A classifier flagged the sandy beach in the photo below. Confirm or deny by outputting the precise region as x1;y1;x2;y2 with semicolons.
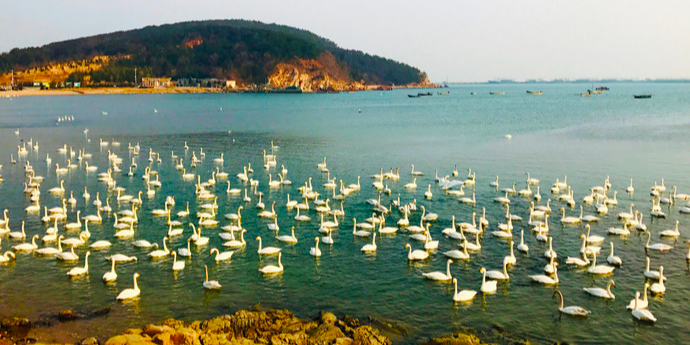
0;87;222;97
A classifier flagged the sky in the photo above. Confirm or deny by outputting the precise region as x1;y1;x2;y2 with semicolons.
1;0;688;82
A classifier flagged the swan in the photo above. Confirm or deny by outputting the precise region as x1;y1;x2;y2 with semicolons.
223;229;247;248
560;207;580;225
518;183;532;197
645;232;673;252
554;290;590;317
585;225;605;245
361;233;377;252
90;239;112;250
405;243;428;261
485;258;510;281
460;232;482;252
584;280;615;299
494;190;511;204
659;220;680;238
210;248;233;261
258;202;277;218
0;250;15;264
566;248;591;267
410;164;423;176
100;198;112;213
533;186;542;201
443;243;470;260
64;211;82;231
190;224;209;246
256;236;281;255
56;245;79;261
423;259;453;281
48;180;65;194
37;236;64;255
116;273;141;301
579;206;599;222
149;237;170;258
607;242;622;266
442;216;464;240
504;241;517;265
587;252;615;275
617;204;635;220
107;254;138;263
178;238;193;257
492;218;513;239
203;265;222;290
490;176;499;188
544;237;557;259
171;251;185;271
479;268;497;294
114;222;135;239
67;251;90;277
632;211;646;231
604;191;618;206
424;185;432;199
607;222;631;237
259;252;284;275
631;292;656;323
12;235;39;252
458;190;476;205
294;208;311;222
267;217;280;232
352;219;372;237
423;227;439;250
650;267;666;294
101;258;117;283
530;264;559;285
643;257;666;281
404;177;417;189
8;221;26;240
517;230;529;253
628;283;650;310
626;179;635;194
274;226;298;243
309;237;322;257
132;239;157;249
225;206;243;221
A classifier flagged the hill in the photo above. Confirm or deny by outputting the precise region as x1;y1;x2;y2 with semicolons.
0;20;430;91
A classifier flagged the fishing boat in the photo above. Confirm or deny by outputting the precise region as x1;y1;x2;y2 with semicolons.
408;94;419;98
490;92;505;95
580;93;591;97
634;94;652;99
437;92;450;96
526;90;543;95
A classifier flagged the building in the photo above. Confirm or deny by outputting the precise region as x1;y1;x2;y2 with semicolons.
141;77;172;88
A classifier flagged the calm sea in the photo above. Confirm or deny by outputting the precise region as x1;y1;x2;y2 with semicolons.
0;83;689;344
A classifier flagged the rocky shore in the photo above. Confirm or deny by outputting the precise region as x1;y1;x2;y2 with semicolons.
0;309;534;345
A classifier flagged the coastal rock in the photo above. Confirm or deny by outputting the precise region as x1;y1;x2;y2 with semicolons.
351;326;390;345
105;334;156;345
422;333;487;345
58;309;79;321
320;312;338;324
310;322;346;343
81;337;100;345
0;317;30;329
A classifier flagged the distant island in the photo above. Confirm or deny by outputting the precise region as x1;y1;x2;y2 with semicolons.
0;20;433;94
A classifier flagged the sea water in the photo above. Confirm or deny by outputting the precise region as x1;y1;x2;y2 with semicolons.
0;83;689;344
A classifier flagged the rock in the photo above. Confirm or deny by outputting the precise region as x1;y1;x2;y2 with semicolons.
105;334;156;345
0;317;30;328
310;323;346;344
81;337;100;345
58;309;79;321
351;326;390;345
320;312;337;324
422;333;487;345
144;325;175;337
93;307;111;316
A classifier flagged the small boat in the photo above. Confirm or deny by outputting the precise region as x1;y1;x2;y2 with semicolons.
587;89;603;95
526;90;543;95
580;93;591;97
490;92;505;95
417;92;432;97
408;94;419;98
634;94;652;99
596;86;609;91
470;92;478;95
437;92;450;95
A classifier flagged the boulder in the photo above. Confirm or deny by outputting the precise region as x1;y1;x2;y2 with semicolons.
58;310;79;321
105;334;156;345
81;337;100;345
422;333;487;345
351;326;390;345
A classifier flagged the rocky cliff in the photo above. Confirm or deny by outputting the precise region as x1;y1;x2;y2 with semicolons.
267;51;365;92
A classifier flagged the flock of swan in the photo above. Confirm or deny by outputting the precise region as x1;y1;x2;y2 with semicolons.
1;134;687;325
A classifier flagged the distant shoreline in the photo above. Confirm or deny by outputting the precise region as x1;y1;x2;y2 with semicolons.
0;84;438;98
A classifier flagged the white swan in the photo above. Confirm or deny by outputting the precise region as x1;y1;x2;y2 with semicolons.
587;252;615;275
554;290;590;317
223;229;247;248
530;264;559;285
12;235;39;252
659;220;680;238
560;207;580;225
627;283;650;310
485;258;510;281
361;233;377;252
405;243;428;261
650;266;666;294
583;280;615;299
480;268;497;293
645;232;673;252
67;251;90;277
256;236;281;255
210;248;233;261
56;245;79;261
103;258;117;282
443;244;470;260
452;278;477;302
149;237;170;258
203;265;222;290
309;237;322;257
171;251;185;271
116;273;141;301
0;250;15;264
422;259;453;281
259;252;284;274
607;242;622;266
631;292;656;323
517;230;529;253
37;236;64;256
276;226;298;243
643;257;666;281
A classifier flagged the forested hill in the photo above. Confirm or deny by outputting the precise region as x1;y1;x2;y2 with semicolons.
0;20;428;88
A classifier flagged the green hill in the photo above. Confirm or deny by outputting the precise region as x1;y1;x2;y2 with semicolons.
0;20;428;88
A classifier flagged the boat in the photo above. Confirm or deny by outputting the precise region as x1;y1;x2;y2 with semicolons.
634;94;652;99
437;92;450;95
490;92;505;95
526;91;543;95
596;86;609;91
417;92;432;97
470;92;478;95
580;93;591;97
408;94;419;98
587;89;603;95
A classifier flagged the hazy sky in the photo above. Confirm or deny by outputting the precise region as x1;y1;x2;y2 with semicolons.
2;0;688;82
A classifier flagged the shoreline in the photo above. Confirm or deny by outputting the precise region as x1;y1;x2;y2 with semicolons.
0;84;439;98
0;308;529;345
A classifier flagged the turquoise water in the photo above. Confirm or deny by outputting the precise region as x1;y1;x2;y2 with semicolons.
0;83;689;344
